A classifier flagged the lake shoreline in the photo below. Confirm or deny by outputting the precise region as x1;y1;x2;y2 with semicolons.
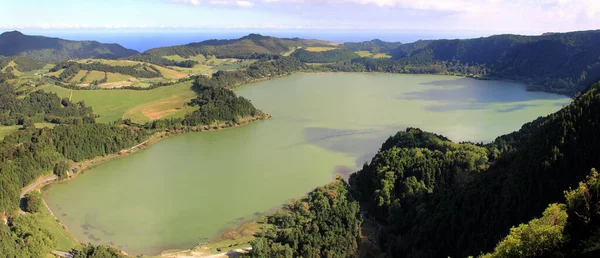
34;113;271;255
39;73;572;256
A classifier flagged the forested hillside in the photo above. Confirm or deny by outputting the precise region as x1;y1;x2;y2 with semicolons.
349;81;600;257
343;39;402;54
0;83;95;125
0;31;138;63
483;168;600;257
144;34;304;59
249;177;362;258
183;80;259;126
387;30;600;95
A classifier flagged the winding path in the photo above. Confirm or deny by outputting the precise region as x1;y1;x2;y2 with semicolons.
20;174;57;199
51;250;74;258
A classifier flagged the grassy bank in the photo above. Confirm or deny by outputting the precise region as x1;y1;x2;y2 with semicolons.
37;196;81;252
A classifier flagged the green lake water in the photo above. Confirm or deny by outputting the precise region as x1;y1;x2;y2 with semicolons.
43;73;572;255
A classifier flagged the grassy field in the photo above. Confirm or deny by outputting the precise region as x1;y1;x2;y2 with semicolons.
84;71;105;82
0;123;56;140
153;65;186;79
213;59;255;71
373;53;392;58
161;220;268;257
0;125;20;140
46;69;64;77
55;59;186;88
163;55;186;62
167;57;253;76
69;70;88;82
355;51;391;58
105;72;131;83
39;81;198;123
36;195;81;252
169;64;215;76
1;61;24;76
282;47;301;56
355;51;372;57
163;54;207;63
304;47;338;52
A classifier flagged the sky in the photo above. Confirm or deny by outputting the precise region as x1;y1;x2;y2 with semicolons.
1;0;599;37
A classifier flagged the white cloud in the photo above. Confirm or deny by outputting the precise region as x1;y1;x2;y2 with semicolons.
171;0;255;8
255;0;599;33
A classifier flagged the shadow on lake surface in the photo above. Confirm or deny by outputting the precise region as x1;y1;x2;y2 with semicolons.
425;103;539;113
399;78;568;104
302;126;404;170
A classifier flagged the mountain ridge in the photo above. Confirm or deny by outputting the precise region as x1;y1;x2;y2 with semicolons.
0;31;139;63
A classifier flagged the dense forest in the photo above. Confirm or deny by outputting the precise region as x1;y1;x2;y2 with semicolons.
0;214;54;257
183;82;258;126
0;56;46;73
385;30;600;95
249;177;362;258
483;168;600;257
349;128;489;218
0;83;95;125
0;31;138;63
346;81;600;257
180;56;306;90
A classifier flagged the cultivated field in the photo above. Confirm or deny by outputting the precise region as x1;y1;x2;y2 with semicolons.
54;59;188;88
168;57;254;76
304;47;338;52
39;81;198;123
163;54;207;63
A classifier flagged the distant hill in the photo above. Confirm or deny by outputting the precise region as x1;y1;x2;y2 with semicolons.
343;39;402;53
388;30;600;95
0;31;139;63
143;33;336;59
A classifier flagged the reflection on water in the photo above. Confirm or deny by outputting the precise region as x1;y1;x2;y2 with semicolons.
400;78;568;103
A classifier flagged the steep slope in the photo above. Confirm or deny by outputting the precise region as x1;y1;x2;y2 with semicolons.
350;80;600;257
0;31;139;62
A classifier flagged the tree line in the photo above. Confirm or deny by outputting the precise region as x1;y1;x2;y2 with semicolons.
0;83;95;126
49;61;161;82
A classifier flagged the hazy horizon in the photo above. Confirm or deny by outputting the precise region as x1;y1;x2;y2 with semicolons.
3;1;598;36
1;28;581;52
